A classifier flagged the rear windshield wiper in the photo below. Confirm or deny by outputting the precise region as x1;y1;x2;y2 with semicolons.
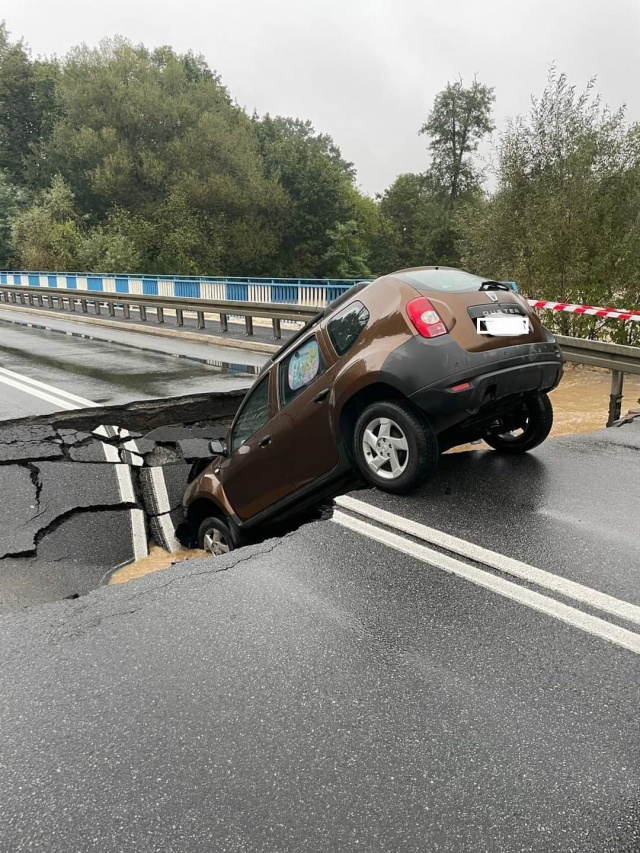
479;281;511;292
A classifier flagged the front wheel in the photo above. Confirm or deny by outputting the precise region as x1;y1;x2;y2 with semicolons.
198;516;236;556
352;400;438;494
485;393;553;454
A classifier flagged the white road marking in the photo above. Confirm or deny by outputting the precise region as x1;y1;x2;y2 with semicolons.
130;508;149;561
332;510;640;656
335;495;640;627
149;467;181;552
0;372;81;410
0;365;98;408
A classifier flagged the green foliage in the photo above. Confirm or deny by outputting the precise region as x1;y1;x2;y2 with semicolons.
322;220;372;279
419;77;495;204
0;170;27;266
458;71;640;342
255;115;360;276
0;25;59;187
11;175;83;269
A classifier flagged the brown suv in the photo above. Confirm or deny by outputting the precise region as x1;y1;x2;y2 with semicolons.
182;267;563;554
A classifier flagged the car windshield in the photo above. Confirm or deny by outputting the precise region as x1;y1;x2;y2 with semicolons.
398;268;491;292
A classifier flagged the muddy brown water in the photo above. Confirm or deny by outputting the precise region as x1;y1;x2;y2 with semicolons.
112;364;640;585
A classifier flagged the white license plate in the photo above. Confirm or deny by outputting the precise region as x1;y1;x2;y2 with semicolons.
476;315;530;336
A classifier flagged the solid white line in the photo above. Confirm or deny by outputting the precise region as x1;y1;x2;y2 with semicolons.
149;467;181;552
0;365;99;407
332;511;640;656
130;508;149;561
0;372;80;410
335;495;640;627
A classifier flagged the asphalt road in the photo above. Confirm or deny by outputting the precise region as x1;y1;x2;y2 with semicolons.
1;422;639;852
0;315;258;420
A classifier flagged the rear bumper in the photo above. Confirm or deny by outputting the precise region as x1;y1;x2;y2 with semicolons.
380;335;563;424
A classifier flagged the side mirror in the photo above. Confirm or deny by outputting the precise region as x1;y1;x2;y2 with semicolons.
209;438;227;457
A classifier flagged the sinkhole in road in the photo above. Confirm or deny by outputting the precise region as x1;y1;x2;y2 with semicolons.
0;387;339;609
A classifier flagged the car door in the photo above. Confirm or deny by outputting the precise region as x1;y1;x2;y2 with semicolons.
219;370;294;521
277;332;339;489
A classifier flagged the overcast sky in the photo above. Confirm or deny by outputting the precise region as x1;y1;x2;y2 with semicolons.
4;0;640;195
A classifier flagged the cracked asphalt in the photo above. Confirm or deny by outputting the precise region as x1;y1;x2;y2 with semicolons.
0;422;639;852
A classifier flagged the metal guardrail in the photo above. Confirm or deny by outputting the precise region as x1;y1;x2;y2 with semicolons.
2;284;639;425
0;283;317;339
0;271;361;308
554;335;640;425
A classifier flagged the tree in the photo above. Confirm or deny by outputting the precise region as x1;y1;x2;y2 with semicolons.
458;71;640;342
0;24;59;187
322;220;372;279
11;175;83;269
419;77;495;204
254;115;361;276
0;171;26;266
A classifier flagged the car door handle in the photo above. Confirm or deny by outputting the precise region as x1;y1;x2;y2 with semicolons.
258;435;272;447
313;388;330;403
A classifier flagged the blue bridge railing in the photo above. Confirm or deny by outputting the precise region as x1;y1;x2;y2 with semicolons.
0;272;368;309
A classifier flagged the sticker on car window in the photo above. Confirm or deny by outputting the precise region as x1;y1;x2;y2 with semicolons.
288;340;320;391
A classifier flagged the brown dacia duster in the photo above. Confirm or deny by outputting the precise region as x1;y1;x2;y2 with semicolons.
182;267;563;555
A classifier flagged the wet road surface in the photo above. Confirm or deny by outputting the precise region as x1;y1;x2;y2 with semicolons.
0;318;258;420
1;423;639;851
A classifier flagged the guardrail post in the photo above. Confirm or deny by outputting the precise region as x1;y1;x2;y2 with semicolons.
272;318;281;339
197;311;205;330
607;370;624;427
157;306;164;324
94;299;101;315
69;297;76;312
175;308;184;326
219;313;228;332
19;293;26;305
81;299;88;313
245;315;254;336
122;304;130;319
47;294;53;308
107;302;115;317
10;292;16;303
139;305;147;321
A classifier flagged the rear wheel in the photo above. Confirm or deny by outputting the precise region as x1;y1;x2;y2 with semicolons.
198;516;235;556
485;393;553;454
352;400;438;494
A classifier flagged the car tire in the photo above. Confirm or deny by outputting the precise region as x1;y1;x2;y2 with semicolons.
352;400;439;494
197;516;236;556
485;393;553;454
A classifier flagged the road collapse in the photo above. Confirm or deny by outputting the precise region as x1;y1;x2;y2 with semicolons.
0;390;245;610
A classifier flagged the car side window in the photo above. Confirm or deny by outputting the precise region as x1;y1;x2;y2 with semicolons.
230;374;270;452
327;300;370;356
279;336;325;408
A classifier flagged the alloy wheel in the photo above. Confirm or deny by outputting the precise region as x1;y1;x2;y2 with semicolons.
202;527;231;556
361;416;409;480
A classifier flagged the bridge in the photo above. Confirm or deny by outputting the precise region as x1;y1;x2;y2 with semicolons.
1;270;639;852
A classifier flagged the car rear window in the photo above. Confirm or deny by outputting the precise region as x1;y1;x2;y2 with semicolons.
327;300;370;356
398;268;489;292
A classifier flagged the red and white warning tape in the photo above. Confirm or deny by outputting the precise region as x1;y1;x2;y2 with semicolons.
527;299;640;323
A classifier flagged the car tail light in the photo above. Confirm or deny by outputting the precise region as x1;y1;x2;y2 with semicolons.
406;297;448;338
